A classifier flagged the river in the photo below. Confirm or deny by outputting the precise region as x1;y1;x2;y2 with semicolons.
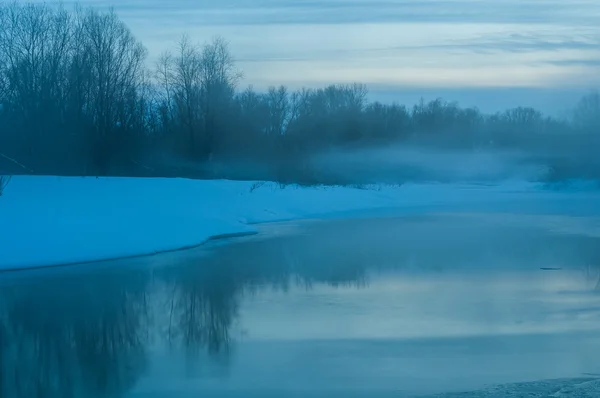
2;212;600;397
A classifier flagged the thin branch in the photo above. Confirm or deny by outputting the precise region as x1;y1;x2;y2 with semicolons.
0;175;11;196
0;152;33;173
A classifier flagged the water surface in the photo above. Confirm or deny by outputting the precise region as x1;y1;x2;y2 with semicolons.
2;213;600;397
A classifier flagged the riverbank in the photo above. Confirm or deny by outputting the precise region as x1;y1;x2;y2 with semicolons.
1;176;599;270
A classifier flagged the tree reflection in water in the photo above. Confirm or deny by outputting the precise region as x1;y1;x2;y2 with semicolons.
0;267;150;398
1;215;598;397
157;233;369;359
0;232;370;398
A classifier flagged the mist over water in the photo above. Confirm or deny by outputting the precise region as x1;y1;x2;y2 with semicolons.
307;146;551;184
1;1;600;397
1;2;599;183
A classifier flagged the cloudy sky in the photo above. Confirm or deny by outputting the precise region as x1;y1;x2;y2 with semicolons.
39;0;600;113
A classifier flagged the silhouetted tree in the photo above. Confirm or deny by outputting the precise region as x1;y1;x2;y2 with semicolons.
0;1;598;182
574;91;600;131
74;6;148;175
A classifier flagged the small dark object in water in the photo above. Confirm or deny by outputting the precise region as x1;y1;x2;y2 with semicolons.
540;267;562;271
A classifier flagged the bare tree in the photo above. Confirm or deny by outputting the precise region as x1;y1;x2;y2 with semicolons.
171;35;203;156
573;91;600;131
154;51;175;138
74;6;148;174
198;37;241;158
0;3;75;162
154;35;240;161
266;85;289;137
0;2;597;182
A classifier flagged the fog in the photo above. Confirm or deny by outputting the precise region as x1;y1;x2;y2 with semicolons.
2;2;600;396
0;2;599;185
307;146;550;184
193;136;599;186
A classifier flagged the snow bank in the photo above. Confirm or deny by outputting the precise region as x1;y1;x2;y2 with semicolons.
1;176;599;270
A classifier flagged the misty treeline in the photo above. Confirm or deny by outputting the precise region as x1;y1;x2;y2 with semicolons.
0;2;599;183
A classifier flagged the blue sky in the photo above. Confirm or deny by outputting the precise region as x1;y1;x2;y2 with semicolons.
35;0;600;113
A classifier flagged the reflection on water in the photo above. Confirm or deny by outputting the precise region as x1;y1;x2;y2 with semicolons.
0;268;150;397
1;213;600;397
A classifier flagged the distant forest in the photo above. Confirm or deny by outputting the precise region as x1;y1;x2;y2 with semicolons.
0;2;599;184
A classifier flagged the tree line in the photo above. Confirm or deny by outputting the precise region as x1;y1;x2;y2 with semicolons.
0;2;598;183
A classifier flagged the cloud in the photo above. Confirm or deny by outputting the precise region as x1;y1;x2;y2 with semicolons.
33;0;600;111
82;0;600;26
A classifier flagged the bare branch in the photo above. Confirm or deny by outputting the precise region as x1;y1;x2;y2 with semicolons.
0;175;11;196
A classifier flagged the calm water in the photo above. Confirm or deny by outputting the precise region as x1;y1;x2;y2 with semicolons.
2;213;600;397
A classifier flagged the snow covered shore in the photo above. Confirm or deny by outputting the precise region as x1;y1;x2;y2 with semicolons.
0;176;599;270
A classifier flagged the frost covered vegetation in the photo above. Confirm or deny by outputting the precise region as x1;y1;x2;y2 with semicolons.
0;2;599;184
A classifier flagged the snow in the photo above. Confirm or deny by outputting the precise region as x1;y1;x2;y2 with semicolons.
1;175;599;270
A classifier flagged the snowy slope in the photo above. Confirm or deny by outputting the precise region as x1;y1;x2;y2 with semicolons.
1;176;599;270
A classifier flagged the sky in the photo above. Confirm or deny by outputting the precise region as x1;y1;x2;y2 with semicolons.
29;0;600;114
